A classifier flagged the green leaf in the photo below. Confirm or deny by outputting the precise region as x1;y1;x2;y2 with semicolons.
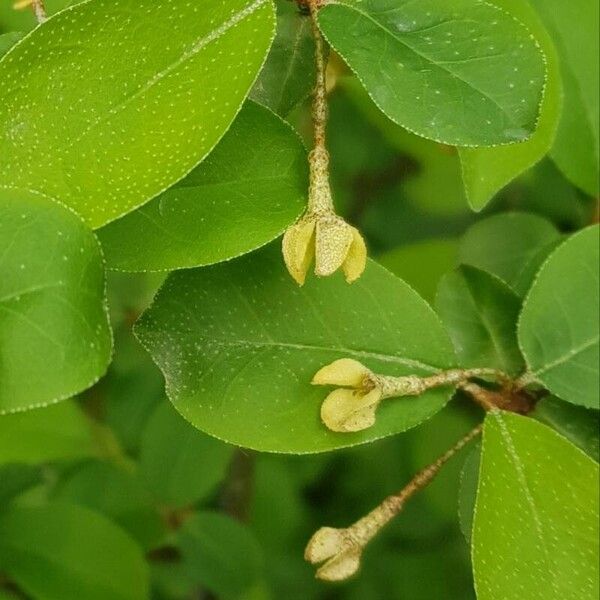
0;32;22;57
529;0;599;195
97;101;306;271
458;212;561;297
316;0;546;146
177;512;262;599
54;461;165;550
533;396;599;462
518;226;599;408
0;464;42;505
0;503;149;600
0;0;275;228
458;444;480;543
0;401;94;465
135;243;456;453
458;0;561;209
436;265;524;376
139;402;234;507
377;239;459;303
473;411;599;600
250;1;315;117
0;191;111;413
0;0;73;33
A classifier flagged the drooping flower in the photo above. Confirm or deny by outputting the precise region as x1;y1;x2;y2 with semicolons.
312;358;427;433
304;526;363;581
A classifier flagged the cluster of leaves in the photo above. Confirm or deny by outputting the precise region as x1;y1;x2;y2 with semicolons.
0;0;598;599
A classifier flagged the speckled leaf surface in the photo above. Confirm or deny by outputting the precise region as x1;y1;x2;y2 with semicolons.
0;191;111;414
473;411;599;600
0;0;275;228
0;503;149;600
135;244;455;453
459;0;561;209
97;101;306;271
518;226;599;409
316;0;546;146
458;212;561;297
250;1;315;117
529;0;599;195
436;265;524;376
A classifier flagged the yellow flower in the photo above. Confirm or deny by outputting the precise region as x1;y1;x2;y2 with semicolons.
312;358;427;433
312;359;382;432
282;210;366;286
304;526;363;581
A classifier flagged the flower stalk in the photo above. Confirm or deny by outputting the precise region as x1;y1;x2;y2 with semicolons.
305;424;483;581
312;358;507;433
14;0;47;23
282;0;367;285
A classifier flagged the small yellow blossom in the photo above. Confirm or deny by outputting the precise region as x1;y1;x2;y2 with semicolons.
282;146;367;285
282;211;366;286
304;526;363;581
312;359;428;433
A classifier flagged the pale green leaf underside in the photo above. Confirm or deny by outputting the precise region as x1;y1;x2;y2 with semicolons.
97;101;306;272
459;0;561;209
0;190;111;414
529;0;599;195
518;226;599;409
458;212;561;297
0;503;149;600
0;0;275;228
436;265;524;376
473;411;599;600
317;0;545;146
135;244;455;453
0;401;94;465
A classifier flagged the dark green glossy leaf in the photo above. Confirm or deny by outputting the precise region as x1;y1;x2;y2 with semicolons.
377;239;459;303
317;0;545;146
139;402;234;507
251;1;315;116
0;503;149;600
436;265;524;375
135;244;456;453
473;411;599;600
97;101;306;271
0;191;111;413
533;396;599;462
177;512;262;600
458;212;561;297
519;226;599;409
0;0;275;228
458;444;480;543
54;461;165;550
459;0;561;209
529;0;599;195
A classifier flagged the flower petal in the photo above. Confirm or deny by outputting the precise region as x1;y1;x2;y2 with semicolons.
343;227;367;283
312;358;371;387
304;526;347;563
320;388;382;433
282;217;315;285
315;215;353;277
316;547;362;581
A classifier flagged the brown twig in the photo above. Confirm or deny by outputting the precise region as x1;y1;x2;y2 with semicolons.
305;424;483;580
